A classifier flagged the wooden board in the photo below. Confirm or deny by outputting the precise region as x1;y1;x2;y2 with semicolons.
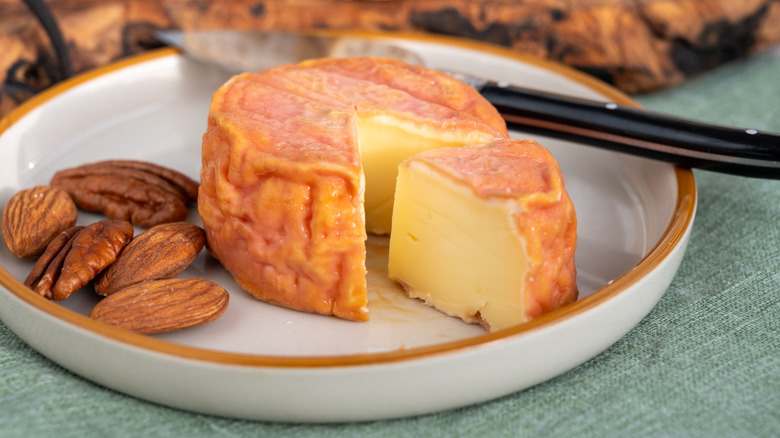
2;0;779;117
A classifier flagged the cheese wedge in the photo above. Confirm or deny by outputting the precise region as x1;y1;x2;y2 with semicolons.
388;139;578;331
199;57;507;321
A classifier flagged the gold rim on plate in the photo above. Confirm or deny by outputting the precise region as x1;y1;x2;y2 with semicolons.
0;31;696;368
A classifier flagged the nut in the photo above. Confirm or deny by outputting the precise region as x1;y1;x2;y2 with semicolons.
25;220;134;301
89;278;229;334
50;160;199;228
24;225;84;291
95;221;206;296
2;185;78;258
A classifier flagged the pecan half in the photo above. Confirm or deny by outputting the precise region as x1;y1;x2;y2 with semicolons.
95;222;206;296
24;225;84;290
50;160;199;228
89;278;229;334
25;220;134;301
2;185;78;258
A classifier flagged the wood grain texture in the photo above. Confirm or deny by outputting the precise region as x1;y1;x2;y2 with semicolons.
1;0;778;117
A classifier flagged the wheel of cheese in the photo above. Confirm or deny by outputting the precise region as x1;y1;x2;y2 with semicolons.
199;57;575;325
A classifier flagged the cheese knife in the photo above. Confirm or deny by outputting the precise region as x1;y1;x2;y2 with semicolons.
156;30;780;179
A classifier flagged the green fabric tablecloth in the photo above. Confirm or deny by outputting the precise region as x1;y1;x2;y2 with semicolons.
1;45;778;437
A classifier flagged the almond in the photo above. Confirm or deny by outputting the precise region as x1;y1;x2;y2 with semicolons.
2;185;78;258
89;278;229;334
94;222;206;296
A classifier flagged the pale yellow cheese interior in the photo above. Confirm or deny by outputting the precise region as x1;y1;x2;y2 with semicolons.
387;160;528;331
357;115;498;235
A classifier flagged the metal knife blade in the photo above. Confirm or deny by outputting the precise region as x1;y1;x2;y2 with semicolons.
156;30;423;73
157;29;780;179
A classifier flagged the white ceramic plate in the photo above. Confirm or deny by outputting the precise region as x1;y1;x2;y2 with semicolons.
0;33;696;422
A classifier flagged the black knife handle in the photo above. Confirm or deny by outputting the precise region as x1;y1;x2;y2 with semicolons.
477;82;780;179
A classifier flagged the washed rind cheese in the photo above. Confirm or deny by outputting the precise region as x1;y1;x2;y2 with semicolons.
388;138;578;332
199;57;508;321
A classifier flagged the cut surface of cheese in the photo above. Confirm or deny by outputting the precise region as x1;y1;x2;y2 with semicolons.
199;57;508;321
388;138;578;331
356;116;490;234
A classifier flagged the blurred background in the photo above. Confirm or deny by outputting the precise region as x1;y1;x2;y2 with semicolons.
2;0;779;117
